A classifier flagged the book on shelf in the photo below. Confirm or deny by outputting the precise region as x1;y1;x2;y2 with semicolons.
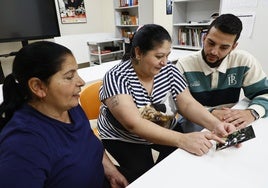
119;0;138;7
120;12;137;25
130;16;137;25
178;28;186;45
121;28;134;39
178;27;208;48
200;30;206;48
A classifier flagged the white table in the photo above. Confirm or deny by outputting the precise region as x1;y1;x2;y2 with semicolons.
77;59;120;85
127;99;268;188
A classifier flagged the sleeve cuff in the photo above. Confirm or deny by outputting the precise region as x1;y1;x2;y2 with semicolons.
248;104;265;118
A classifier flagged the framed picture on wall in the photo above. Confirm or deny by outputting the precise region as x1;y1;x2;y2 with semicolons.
166;0;172;15
57;0;87;24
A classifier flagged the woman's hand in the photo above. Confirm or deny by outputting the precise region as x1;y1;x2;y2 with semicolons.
106;168;129;188
213;121;237;137
178;121;240;155
178;131;225;156
103;153;129;188
212;122;242;149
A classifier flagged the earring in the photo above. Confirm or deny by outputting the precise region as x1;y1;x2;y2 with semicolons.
132;57;140;65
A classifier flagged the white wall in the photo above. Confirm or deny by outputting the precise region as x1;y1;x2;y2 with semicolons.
220;0;268;74
54;33;115;64
153;0;173;35
0;0;115;75
53;0;116;65
55;0;114;35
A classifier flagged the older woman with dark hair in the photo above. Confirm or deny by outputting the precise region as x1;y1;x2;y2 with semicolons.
0;41;128;188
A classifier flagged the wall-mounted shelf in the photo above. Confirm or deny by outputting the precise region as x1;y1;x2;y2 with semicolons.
172;0;221;51
113;0;153;44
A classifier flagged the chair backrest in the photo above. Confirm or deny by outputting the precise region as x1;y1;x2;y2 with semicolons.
79;80;103;120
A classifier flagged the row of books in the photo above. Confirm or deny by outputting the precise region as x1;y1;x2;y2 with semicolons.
178;27;207;47
120;12;138;25
119;0;138;7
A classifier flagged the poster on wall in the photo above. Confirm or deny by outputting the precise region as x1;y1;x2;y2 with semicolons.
166;0;172;15
57;0;87;24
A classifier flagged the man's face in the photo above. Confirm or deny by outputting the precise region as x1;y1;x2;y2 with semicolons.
203;26;238;64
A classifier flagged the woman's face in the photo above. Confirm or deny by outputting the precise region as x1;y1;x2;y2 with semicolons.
137;40;171;77
44;54;85;112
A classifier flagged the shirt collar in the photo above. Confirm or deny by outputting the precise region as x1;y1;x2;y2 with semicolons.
198;51;228;75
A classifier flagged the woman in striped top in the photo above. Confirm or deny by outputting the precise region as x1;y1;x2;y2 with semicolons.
97;24;236;183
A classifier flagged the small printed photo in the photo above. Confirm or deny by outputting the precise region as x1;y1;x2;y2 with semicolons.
216;125;256;151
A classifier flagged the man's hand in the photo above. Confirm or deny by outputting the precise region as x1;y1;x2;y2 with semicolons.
212;108;255;129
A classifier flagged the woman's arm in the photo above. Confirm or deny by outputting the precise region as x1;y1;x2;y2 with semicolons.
104;94;227;156
176;88;236;136
102;152;128;188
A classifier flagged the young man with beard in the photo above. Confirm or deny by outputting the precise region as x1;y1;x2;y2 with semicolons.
176;14;268;132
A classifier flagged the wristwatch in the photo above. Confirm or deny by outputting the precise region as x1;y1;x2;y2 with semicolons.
250;109;260;120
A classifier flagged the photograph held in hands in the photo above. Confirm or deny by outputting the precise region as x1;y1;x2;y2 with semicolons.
216;125;256;151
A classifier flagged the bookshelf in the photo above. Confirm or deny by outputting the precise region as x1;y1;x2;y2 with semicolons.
113;0;154;44
87;38;125;65
172;0;221;50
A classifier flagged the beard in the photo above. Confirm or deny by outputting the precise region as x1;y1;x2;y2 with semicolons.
201;49;226;68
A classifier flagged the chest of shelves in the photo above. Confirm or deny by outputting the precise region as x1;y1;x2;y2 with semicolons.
87;38;125;65
172;0;221;51
113;0;153;44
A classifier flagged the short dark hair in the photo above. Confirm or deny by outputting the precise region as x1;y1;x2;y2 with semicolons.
207;14;243;42
122;24;172;61
0;41;73;128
